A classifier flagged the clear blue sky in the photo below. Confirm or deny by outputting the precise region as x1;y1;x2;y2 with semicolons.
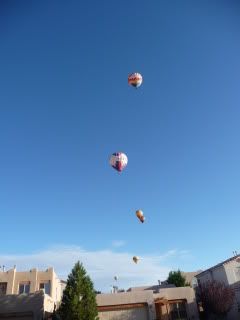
0;0;240;281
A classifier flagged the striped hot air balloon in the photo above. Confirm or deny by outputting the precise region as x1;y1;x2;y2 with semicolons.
128;72;143;88
109;152;128;172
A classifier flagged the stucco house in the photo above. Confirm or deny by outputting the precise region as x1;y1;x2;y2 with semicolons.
0;291;54;320
0;266;62;319
97;285;199;320
0;265;200;319
195;254;240;320
0;266;62;304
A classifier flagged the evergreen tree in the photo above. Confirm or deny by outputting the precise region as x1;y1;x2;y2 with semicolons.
167;270;188;287
58;261;99;320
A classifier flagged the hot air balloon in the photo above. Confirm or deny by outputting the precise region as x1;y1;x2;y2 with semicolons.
133;256;140;264
136;210;145;223
114;276;118;281
109;152;128;172
128;73;143;88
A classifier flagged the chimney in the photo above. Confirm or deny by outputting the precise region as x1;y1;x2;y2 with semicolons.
158;280;161;286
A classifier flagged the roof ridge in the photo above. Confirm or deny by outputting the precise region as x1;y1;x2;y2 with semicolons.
196;255;240;277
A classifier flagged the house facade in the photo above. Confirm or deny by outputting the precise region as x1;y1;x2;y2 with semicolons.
0;291;54;320
97;286;199;320
195;254;240;320
0;266;200;319
0;267;62;304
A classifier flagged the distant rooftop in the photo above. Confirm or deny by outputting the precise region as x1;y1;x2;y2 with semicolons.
60;280;67;284
127;284;175;293
127;270;203;293
181;271;202;284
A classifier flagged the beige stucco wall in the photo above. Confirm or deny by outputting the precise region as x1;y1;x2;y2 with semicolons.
97;291;155;320
97;291;154;305
224;260;240;285
0;292;45;319
97;287;199;320
43;294;55;314
197;270;215;284
0;268;15;294
155;286;196;301
154;287;199;320
13;269;38;294
0;267;61;303
98;306;149;320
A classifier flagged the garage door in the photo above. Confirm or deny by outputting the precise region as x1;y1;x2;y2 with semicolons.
98;305;149;320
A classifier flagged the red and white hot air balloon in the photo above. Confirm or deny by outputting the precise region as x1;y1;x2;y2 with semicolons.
128;73;143;88
109;152;128;172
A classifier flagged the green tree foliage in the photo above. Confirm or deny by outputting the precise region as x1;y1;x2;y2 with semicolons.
167;270;189;287
58;261;99;320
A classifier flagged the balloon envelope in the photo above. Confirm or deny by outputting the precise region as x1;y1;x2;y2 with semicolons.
136;210;145;223
133;256;140;264
128;73;143;88
110;152;128;172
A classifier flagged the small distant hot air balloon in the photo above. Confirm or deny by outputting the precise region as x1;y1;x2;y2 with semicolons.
136;210;145;223
133;256;140;264
114;276;118;281
128;73;143;88
109;152;128;172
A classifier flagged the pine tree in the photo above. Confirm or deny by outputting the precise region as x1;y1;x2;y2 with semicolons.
58;261;99;320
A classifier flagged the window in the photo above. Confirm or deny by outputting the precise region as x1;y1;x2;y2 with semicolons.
0;282;7;295
39;281;51;295
19;282;30;294
169;301;188;320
